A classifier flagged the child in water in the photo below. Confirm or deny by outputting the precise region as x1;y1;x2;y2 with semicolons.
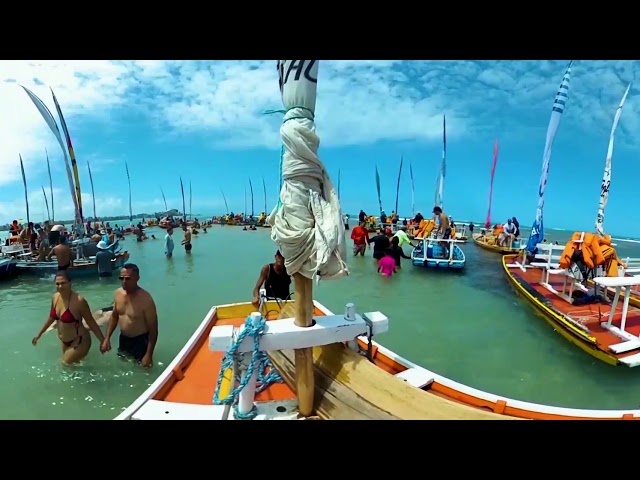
378;250;396;277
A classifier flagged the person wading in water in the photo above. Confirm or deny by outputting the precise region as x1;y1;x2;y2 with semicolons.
101;263;159;368
252;250;292;306
181;225;192;254
32;271;106;365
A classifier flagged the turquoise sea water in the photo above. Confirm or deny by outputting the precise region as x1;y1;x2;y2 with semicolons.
2;219;640;419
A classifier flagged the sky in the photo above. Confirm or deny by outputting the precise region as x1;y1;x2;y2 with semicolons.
1;60;639;237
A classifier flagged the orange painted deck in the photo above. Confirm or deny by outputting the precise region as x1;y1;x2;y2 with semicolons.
155;306;326;405
503;254;640;365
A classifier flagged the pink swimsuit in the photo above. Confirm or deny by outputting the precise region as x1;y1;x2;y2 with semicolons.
378;256;396;276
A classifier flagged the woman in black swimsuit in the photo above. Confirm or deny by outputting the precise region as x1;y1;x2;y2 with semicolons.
32;271;106;365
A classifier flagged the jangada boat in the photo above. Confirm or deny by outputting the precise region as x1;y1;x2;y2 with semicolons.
16;238;130;279
117;60;640;420
411;237;465;270
505;63;640;368
116;295;640;420
472;231;524;255
16;250;130;279
502;240;640;368
0;257;18;281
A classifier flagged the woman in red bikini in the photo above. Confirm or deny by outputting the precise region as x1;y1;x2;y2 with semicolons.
32;270;106;365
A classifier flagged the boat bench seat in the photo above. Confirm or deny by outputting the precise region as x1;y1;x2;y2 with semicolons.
530;261;560;269
620;353;640;367
394;367;435;389
548;268;568;275
609;340;640;354
132;400;227;420
625;268;640;274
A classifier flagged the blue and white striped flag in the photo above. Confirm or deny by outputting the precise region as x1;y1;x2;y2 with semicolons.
526;61;572;255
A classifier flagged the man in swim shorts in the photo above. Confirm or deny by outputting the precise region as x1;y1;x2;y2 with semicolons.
47;235;73;270
101;263;158;368
433;206;451;258
181;225;192;253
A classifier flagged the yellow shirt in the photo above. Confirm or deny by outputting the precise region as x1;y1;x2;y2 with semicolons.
394;230;411;247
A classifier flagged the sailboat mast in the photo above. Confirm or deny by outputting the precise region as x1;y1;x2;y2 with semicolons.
394;155;403;215
595;83;631;236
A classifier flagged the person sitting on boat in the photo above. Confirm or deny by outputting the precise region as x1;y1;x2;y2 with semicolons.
369;228;391;260
388;236;411;268
35;225;51;261
9;219;20;237
32;270;106;365
498;219;517;246
101;263;159;368
96;241;117;278
47;235;73;270
432;206;451;258
377;250;396;277
18;222;34;249
252;249;292;306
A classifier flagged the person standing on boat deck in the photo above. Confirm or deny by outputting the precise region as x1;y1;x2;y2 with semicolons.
252;250;291;305
164;227;174;259
32;270;106;365
369;228;391;260
181;225;192;253
498;219;517;246
351;221;370;256
101;263;158;368
96;241;116;278
432;206;451;258
47;235;73;270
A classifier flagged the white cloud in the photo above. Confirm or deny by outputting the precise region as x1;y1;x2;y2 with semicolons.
1;60;638;200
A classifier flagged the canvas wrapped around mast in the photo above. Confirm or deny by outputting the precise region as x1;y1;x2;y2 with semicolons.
267;60;348;282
